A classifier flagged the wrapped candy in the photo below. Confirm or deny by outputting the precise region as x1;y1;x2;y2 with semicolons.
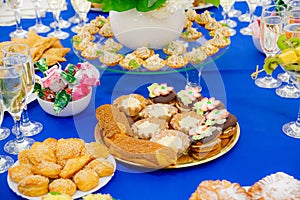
34;59;100;114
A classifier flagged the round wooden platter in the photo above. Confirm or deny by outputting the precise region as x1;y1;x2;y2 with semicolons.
94;123;240;169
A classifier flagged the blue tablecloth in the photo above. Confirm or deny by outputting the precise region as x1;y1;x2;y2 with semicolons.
0;1;299;200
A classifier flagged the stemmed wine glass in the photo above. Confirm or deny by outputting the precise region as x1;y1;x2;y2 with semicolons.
0;96;14;173
47;0;69;39
1;54;35;155
220;0;236;36
29;0;50;33
240;0;260;35
50;0;71;29
254;5;286;88
70;0;91;33
2;44;43;136
7;0;28;38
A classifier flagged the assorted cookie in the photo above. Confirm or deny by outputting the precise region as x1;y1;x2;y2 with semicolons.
95;82;238;168
8;138;115;198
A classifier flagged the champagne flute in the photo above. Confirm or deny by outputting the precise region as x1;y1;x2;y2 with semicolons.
47;0;69;39
255;5;286;88
49;0;71;29
219;0;236;36
1;54;35;155
29;0;50;33
70;0;91;33
0;96;14;173
240;0;259;35
7;0;28;38
2;44;43;136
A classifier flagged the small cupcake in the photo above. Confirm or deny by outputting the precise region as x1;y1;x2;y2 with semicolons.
133;47;155;60
165;54;188;69
176;86;202;112
99;23;114;38
119;53;143;70
147;83;177;105
101;38;123;53
184;48;207;65
99;51;123;66
180;27;202;42
163;40;186;55
210;33;231;48
143;54;165;71
200;41;219;56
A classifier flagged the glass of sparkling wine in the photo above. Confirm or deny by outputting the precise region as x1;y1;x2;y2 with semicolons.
254;5;286;88
1;54;35;155
2;44;43;136
0;96;14;173
47;0;69;39
6;0;28;38
71;0;91;33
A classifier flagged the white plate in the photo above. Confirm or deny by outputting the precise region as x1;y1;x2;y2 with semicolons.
7;155;116;200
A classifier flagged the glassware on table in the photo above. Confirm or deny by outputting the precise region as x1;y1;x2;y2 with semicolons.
219;0;236;36
70;0;91;33
227;3;242;18
49;0;71;28
254;5;286;88
1;54;35;155
47;0;69;39
68;13;88;24
29;0;50;33
240;0;259;35
2;44;43;136
0;97;14;173
6;0;28;38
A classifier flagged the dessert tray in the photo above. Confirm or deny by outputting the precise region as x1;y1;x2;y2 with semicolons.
94;123;240;169
7;156;116;200
72;10;230;75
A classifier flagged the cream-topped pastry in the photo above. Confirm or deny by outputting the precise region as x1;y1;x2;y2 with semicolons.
205;19;222;31
150;130;191;156
189;125;222;141
99;51;123;66
81;43;101;60
139;103;178;121
195;10;212;25
171;111;204;134
131;118;168;139
166;55;188;69
101;38;123;53
205;108;229;126
113;94;148;117
200;41;219;56
210;26;231;38
133;47;154;60
99;23;114;38
185;9;198;21
248;172;300;200
184;48;207;64
119;53;143;70
143;54;165;71
210;33;231;48
93;15;107;28
180;26;202;42
176;86;202;112
74;38;94;51
163;40;186;55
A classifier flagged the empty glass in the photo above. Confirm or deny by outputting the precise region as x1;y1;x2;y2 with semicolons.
220;0;236;36
7;0;28;38
240;0;259;35
29;0;50;33
47;0;69;39
71;0;91;33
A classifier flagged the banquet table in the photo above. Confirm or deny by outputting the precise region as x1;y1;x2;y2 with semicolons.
0;1;299;200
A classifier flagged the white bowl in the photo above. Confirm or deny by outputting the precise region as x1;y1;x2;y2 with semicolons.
37;89;92;117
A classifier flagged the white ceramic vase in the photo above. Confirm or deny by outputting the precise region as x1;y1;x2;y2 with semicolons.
109;8;185;49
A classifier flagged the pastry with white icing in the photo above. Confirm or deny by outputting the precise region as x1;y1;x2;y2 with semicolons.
170;111;204;134
139;103;178;122
113;94;148;117
131;118;168;139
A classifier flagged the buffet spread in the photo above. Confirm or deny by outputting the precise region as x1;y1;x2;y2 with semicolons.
0;0;300;199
